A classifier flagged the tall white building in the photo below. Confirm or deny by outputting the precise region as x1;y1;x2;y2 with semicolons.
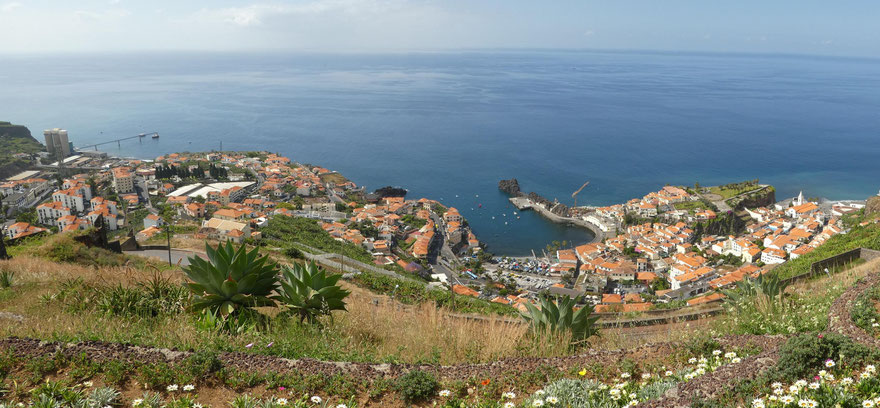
43;128;71;158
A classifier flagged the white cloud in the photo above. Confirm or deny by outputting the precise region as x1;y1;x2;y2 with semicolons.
73;9;131;22
0;2;22;13
191;0;407;27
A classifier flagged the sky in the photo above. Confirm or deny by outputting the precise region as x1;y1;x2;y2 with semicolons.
0;0;878;57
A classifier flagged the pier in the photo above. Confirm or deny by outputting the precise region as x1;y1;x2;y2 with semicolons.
509;197;533;210
508;196;606;242
76;132;159;151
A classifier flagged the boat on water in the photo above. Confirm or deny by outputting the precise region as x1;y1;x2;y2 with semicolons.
152;133;160;139
138;133;146;137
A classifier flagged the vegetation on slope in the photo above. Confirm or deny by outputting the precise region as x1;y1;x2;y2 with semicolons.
772;220;880;279
261;215;374;264
0;121;44;179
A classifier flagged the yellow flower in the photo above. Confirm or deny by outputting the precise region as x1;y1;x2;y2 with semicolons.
579;369;587;376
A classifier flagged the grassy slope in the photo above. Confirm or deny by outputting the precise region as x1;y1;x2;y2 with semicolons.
772;220;880;279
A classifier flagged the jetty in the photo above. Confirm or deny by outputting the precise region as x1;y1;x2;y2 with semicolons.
509;196;533;210
508;196;606;242
76;132;160;151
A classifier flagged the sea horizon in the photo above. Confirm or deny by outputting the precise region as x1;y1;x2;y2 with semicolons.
3;49;880;255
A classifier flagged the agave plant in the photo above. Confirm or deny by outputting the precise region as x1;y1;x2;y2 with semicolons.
273;261;350;324
523;295;600;345
723;271;789;314
182;241;279;318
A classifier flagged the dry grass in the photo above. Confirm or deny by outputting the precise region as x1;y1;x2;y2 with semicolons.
0;255;574;364
338;290;571;363
787;257;879;296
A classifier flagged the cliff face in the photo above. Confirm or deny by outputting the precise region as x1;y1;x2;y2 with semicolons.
0;121;44;179
732;187;776;210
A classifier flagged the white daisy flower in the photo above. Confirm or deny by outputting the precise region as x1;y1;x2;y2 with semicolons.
310;396;322;404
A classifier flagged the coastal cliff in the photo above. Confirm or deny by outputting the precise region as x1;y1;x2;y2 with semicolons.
730;187;776;210
0;122;43;179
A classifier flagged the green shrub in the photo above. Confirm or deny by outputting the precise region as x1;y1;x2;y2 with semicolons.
136;362;177;390
772;333;880;381
101;360;129;386
522;295;599;346
179;351;223;382
284;247;304;260
274;261;350;324
182;241;278;318
396;370;439;403
68;353;101;381
851;285;880;336
0;269;14;289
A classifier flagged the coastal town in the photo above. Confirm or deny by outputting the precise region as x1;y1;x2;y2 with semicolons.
1;127;875;316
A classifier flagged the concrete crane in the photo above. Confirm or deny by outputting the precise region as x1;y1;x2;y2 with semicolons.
571;180;590;207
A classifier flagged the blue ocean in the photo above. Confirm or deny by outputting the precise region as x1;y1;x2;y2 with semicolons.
3;50;880;255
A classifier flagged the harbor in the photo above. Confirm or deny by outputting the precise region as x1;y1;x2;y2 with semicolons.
508;196;606;243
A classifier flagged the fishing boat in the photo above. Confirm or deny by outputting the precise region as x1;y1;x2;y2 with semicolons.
138;133;146;138
152;133;160;139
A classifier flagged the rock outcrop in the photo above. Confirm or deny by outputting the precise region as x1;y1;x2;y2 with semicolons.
498;178;522;196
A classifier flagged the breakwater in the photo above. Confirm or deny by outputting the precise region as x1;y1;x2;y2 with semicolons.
500;179;605;243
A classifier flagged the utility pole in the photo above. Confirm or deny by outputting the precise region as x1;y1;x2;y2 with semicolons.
0;233;9;260
165;224;172;266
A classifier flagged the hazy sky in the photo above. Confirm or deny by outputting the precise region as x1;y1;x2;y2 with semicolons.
1;0;878;57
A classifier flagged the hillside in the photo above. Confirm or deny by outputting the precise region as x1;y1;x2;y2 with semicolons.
0;121;44;179
2;231;880;407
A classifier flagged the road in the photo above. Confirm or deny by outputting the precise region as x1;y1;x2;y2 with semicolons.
427;213;465;286
125;248;206;266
